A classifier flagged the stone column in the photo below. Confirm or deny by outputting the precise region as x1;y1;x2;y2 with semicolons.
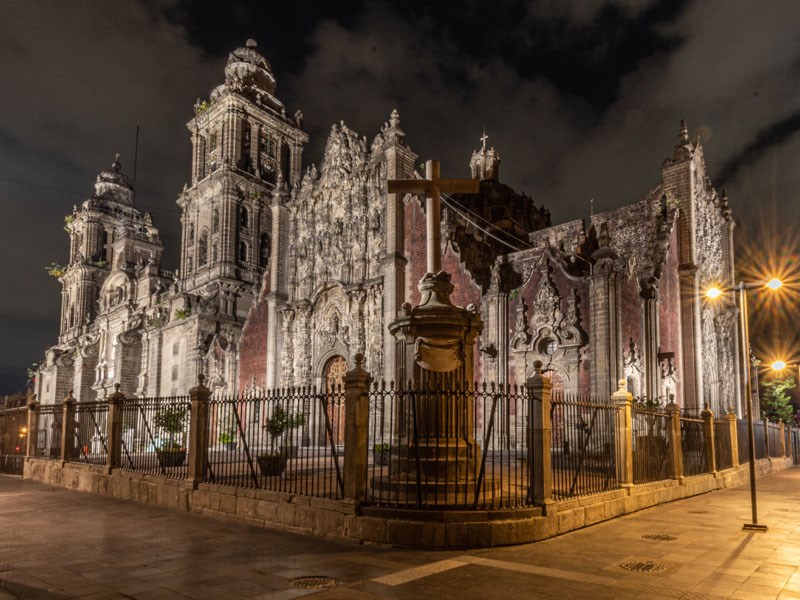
266;181;290;389
666;400;683;478
641;284;660;402
590;245;620;398
343;354;373;502
702;404;716;473
106;384;125;470
526;360;552;505
60;391;77;462
612;379;634;486
26;397;39;458
727;408;739;467
187;375;210;485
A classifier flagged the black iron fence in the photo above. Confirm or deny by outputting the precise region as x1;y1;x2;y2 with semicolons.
766;421;783;457
714;420;732;470
737;419;751;463
66;402;108;466
551;393;618;498
366;382;530;509
792;427;800;465
117;396;191;480
753;420;767;459
632;407;672;484
34;404;62;459
0;409;27;459
205;387;344;499
679;416;708;476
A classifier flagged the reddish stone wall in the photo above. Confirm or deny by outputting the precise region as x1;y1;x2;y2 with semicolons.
238;274;271;391
620;276;642;359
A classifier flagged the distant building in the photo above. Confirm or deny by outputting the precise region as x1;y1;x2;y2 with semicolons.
37;40;742;419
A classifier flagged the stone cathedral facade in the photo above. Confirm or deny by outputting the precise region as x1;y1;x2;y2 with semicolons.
37;40;743;417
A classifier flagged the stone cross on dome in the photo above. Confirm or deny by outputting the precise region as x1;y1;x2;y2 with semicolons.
388;160;478;274
480;128;488;152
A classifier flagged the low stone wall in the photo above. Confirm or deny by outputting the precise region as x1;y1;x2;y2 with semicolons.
23;456;793;548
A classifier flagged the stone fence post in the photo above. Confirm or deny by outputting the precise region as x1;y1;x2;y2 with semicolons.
106;384;125;470
779;421;786;457
665;400;683;478
188;375;210;485
26;396;39;458
343;353;373;502
60;391;77;462
727;407;739;467
701;404;716;473
526;360;552;505
762;418;770;459
611;379;633;486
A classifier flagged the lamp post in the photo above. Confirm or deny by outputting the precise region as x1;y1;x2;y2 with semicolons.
706;277;782;533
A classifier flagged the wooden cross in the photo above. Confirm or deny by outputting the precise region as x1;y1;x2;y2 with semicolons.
388;159;479;274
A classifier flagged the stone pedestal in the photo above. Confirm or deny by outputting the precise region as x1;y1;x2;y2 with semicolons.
383;271;485;504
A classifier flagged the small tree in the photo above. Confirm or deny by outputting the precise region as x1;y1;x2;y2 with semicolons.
154;405;188;450
263;405;305;455
761;376;796;424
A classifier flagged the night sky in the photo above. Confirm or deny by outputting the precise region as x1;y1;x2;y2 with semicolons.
1;0;799;393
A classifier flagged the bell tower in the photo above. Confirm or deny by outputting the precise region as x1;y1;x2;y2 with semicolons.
178;39;308;316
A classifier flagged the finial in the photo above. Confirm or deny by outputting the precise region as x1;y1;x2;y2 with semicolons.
533;359;543;375
198;373;205;386
679;119;689;144
115;383;121;391
480;127;488;152
354;353;365;368
389;109;400;129
113;153;122;171
246;39;257;48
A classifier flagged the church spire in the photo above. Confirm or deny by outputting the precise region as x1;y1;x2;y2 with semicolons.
469;130;500;181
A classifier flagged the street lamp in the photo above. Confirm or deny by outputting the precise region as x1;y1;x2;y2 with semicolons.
705;278;783;533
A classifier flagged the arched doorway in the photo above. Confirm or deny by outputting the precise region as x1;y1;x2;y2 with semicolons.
324;356;347;445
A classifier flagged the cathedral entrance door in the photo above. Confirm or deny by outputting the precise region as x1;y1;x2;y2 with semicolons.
324;356;347;445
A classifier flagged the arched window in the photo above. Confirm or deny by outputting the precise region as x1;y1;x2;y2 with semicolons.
239;242;248;264
212;208;219;233
188;222;195;242
198;229;209;267
259;233;271;268
240;206;249;229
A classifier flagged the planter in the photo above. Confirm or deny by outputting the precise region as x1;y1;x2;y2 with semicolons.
157;449;186;467
257;455;285;476
373;447;390;466
280;445;298;459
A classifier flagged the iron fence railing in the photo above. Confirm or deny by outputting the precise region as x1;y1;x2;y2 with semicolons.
792;428;800;465
714;420;732;470
551;393;619;498
205;387;345;498
766;422;783;457
35;404;62;459
632;407;672;483
753;420;767;460
66;402;108;466
0;409;27;457
737;419;750;463
366;382;531;509
679;416;708;476
0;455;24;474
117;396;190;479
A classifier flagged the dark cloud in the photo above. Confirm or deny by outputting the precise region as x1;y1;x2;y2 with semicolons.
1;0;799;392
717;110;800;186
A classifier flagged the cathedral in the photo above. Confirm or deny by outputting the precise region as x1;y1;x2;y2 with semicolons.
36;40;742;417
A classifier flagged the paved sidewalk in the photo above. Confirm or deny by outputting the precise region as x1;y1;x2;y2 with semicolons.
1;468;799;599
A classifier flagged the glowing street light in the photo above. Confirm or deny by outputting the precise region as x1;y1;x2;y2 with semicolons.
770;360;787;372
704;277;783;533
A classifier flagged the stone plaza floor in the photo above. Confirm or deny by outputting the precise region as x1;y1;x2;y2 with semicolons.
1;468;799;599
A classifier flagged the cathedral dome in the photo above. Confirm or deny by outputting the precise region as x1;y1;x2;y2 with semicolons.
94;154;134;206
224;39;277;96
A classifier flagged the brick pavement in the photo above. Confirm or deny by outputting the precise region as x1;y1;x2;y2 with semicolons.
1;468;799;599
